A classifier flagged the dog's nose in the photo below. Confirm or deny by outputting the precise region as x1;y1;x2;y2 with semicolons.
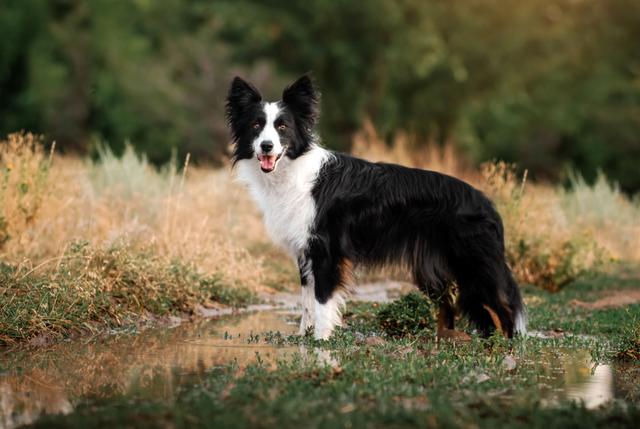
260;141;274;153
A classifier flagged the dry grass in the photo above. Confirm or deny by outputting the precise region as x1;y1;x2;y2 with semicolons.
1;136;280;293
0;133;53;248
352;120;478;182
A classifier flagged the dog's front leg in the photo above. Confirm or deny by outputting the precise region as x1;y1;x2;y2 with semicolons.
309;248;348;340
297;256;315;335
314;291;345;340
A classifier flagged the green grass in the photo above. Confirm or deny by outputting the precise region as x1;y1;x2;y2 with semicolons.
20;268;640;429
617;324;640;361
525;269;640;346
25;353;640;429
0;241;256;345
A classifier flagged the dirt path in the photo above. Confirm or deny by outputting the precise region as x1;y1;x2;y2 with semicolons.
570;290;640;310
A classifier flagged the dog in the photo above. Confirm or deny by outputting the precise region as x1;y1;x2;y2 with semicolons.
226;75;526;340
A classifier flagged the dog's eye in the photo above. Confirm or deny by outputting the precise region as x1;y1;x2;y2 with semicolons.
277;124;286;131
252;122;261;129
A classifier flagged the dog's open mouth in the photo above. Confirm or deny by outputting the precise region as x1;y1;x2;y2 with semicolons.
257;152;283;173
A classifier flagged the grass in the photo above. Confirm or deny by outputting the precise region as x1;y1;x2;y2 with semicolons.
21;269;640;429
2;130;640;345
0;241;256;344
26;360;639;429
617;323;640;361
0;133;275;344
1;133;273;292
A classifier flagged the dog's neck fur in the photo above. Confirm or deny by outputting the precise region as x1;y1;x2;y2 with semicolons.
235;144;333;257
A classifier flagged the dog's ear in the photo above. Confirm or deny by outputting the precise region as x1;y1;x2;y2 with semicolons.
282;75;320;128
226;77;262;136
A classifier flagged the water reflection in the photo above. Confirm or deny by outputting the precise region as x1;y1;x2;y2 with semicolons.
535;348;613;409
0;311;298;429
566;364;613;408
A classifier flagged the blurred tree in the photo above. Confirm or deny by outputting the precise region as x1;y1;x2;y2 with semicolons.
215;0;640;191
0;0;272;163
1;0;639;191
215;0;403;148
0;0;46;136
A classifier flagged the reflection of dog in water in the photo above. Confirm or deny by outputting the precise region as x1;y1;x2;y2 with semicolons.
226;75;526;340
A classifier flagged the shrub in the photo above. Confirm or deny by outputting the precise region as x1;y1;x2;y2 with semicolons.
376;292;436;337
562;170;640;262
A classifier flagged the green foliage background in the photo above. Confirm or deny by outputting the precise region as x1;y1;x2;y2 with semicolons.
1;0;639;191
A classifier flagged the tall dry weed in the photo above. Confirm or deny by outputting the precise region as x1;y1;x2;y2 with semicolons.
562;170;640;261
0;133;53;248
352;119;478;181
2;129;636;298
481;162;606;291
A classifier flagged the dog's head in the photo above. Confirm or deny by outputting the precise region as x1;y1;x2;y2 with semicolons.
226;75;319;173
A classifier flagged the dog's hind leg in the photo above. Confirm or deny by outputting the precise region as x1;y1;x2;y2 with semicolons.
450;211;526;338
435;291;471;341
482;304;505;336
413;257;470;341
454;257;518;338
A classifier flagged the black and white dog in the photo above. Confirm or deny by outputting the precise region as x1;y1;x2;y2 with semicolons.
226;75;526;340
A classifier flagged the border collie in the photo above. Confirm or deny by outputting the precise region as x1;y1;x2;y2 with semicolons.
226;75;526;340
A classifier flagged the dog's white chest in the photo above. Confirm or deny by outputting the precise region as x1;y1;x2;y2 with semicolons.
236;147;331;256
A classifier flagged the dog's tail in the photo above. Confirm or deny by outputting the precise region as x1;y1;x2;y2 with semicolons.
452;208;527;338
506;265;527;335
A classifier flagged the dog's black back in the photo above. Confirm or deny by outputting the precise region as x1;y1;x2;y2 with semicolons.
308;153;525;337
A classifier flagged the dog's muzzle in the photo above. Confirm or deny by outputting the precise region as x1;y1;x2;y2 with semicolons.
257;152;283;173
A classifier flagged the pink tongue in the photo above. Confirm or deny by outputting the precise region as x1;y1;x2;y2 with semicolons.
259;155;276;171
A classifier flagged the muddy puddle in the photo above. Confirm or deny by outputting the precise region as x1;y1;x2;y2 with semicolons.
0;311;299;429
0;291;627;428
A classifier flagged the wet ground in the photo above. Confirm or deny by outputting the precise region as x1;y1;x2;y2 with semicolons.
0;312;299;428
0;282;636;428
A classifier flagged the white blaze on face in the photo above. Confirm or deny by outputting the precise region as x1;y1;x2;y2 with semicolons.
254;102;284;172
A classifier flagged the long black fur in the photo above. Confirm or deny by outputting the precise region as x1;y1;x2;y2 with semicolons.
307;154;524;337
